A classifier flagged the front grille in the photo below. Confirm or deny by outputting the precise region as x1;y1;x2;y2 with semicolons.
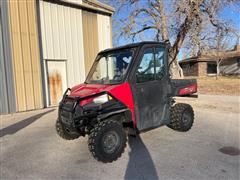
61;97;76;111
64;97;75;105
61;110;71;119
59;96;83;126
60;109;72;125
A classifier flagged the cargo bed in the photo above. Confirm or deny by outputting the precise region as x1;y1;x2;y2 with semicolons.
171;79;197;97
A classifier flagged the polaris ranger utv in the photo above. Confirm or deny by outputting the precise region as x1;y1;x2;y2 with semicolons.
56;42;197;163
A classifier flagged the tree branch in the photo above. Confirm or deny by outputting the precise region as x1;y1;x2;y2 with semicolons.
130;26;158;38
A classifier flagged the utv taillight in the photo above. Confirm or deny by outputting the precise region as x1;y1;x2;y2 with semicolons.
178;83;197;95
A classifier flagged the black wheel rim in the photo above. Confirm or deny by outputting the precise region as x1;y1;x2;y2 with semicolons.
182;110;192;127
102;131;120;154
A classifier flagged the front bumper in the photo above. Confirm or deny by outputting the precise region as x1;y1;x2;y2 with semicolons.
58;88;127;134
58;89;81;134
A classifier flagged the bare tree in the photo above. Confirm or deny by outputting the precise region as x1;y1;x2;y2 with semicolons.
215;28;226;79
103;0;239;79
200;27;235;79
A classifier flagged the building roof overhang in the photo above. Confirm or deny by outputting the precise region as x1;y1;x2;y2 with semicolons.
43;0;115;16
180;46;240;64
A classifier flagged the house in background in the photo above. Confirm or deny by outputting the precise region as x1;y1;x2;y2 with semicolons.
0;0;114;114
179;45;240;77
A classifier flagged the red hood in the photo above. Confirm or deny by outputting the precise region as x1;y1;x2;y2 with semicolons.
68;82;136;127
70;83;113;97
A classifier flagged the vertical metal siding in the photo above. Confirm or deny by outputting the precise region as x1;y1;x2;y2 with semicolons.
109;17;113;47
57;5;67;59
9;1;26;111
82;11;99;75
51;3;61;59
0;1;16;114
63;6;74;87
0;7;9;114
39;1;85;106
42;1;54;59
75;8;85;81
8;0;43;111
26;0;43;109
97;14;112;51
18;1;35;109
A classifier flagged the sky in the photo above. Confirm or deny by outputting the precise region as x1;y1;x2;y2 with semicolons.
101;0;240;60
219;4;240;37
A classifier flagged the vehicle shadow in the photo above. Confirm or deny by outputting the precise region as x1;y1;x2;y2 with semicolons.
124;135;158;180
0;109;55;138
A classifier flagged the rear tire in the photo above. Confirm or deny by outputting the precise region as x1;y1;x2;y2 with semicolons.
55;118;80;140
168;103;194;132
88;119;127;163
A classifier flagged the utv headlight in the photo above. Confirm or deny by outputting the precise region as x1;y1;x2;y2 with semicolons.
93;94;112;104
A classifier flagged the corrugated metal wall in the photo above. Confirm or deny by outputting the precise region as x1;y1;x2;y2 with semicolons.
8;0;43;112
0;1;16;114
1;0;113;113
97;14;112;51
82;11;99;75
39;0;86;106
0;7;7;113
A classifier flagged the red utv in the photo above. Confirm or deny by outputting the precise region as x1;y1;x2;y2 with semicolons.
56;42;197;163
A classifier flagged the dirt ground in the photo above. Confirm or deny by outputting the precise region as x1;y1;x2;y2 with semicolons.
185;76;240;96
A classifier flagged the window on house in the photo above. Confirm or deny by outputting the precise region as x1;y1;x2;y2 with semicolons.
207;63;217;74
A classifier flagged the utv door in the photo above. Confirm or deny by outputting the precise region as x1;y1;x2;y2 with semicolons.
132;46;171;131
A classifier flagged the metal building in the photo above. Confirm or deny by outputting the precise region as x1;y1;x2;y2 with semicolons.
0;0;114;114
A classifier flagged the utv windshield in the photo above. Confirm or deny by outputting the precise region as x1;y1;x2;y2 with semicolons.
86;49;135;84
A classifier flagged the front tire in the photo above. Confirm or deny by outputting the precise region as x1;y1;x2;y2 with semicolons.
168;103;194;132
88;119;127;163
55;118;80;140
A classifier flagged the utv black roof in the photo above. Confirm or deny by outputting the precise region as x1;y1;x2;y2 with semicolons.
99;41;170;54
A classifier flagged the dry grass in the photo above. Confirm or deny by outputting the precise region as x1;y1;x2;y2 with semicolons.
185;76;240;95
